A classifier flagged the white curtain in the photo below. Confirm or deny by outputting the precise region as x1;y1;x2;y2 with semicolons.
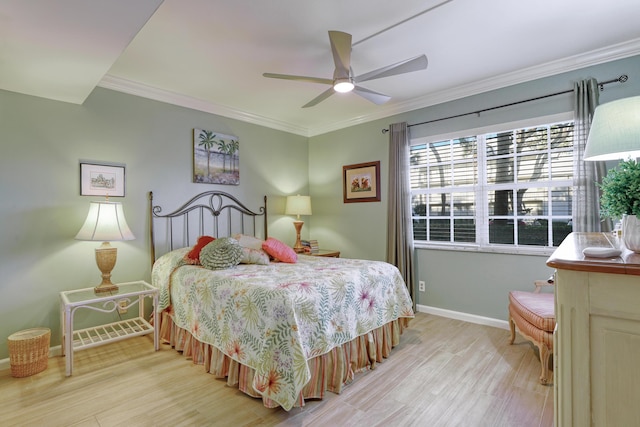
387;122;415;305
573;78;610;232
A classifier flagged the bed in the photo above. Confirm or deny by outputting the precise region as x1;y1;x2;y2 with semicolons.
149;190;414;410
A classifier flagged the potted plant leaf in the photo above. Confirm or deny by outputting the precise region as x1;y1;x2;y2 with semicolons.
599;159;640;252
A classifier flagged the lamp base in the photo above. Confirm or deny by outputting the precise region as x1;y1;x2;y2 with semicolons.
94;283;119;294
94;243;119;294
292;220;305;253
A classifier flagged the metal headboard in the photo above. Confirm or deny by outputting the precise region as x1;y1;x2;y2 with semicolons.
149;191;268;265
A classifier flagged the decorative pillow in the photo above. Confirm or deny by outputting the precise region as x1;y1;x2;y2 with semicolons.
183;235;216;265
240;247;270;265
262;237;297;263
199;237;244;270
233;233;264;250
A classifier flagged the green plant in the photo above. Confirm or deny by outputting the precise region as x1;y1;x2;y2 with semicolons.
599;159;640;218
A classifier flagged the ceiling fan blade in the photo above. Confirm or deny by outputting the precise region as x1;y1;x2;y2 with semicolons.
353;85;391;105
263;73;333;85
328;31;352;78
354;54;428;83
302;87;335;108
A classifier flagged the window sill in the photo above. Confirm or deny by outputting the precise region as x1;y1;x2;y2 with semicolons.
413;242;554;257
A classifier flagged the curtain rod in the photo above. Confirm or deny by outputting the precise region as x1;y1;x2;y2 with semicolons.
381;74;628;134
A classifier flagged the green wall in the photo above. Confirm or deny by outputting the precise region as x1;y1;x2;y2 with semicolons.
0;88;308;360
308;54;640;321
2;54;639;361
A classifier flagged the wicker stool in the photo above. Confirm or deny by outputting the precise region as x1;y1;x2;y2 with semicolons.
7;327;51;378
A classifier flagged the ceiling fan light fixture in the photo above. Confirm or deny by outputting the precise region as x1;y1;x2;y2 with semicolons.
333;78;354;93
263;31;427;107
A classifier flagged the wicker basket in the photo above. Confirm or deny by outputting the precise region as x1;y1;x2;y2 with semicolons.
7;327;51;378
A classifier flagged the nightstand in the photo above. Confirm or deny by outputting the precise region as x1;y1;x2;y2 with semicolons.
59;280;159;376
309;249;340;258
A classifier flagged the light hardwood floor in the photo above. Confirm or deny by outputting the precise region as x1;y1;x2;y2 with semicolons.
0;313;553;427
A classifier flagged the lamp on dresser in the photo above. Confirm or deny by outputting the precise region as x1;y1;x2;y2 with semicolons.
584;95;640;251
584;95;640;161
285;195;312;253
75;200;135;293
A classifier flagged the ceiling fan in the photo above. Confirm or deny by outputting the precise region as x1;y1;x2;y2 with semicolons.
263;31;428;108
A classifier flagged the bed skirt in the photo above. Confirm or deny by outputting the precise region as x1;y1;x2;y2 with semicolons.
158;310;411;409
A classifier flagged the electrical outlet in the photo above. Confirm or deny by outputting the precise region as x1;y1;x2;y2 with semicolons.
117;300;128;314
419;281;425;292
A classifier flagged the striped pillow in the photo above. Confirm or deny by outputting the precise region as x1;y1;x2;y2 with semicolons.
200;237;244;270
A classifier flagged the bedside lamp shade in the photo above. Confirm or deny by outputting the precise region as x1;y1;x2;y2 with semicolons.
285;195;312;218
584;96;640;161
76;201;135;293
285;195;311;253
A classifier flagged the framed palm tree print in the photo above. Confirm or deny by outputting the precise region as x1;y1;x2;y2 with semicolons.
193;128;239;185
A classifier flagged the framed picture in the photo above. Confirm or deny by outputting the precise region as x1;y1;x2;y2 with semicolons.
193;128;240;185
80;162;125;197
343;161;381;203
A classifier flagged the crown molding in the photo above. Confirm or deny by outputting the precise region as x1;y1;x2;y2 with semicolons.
98;38;640;138
307;38;640;136
97;75;310;137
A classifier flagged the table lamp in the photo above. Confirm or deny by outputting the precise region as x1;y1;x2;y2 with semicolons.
75;201;135;293
285;195;312;253
584;96;640;161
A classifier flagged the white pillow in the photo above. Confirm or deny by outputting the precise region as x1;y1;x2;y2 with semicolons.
233;233;264;250
239;247;270;265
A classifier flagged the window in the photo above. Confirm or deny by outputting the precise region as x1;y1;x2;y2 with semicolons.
410;118;574;250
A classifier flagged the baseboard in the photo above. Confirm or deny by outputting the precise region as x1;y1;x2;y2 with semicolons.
1;312;506;371
417;304;510;330
0;345;62;373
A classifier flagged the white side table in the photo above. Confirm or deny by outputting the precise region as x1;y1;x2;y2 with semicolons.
59;280;159;376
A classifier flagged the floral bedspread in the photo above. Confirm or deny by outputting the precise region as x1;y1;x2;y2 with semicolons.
151;248;414;410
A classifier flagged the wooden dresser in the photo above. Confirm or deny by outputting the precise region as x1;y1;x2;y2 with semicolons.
547;232;640;426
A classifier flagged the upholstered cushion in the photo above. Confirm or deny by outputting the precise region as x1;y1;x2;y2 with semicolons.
200;237;244;270
509;291;555;332
509;304;554;349
184;236;216;265
262;237;297;263
240;247;270;265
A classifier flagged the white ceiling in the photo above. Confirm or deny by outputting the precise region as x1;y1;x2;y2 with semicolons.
3;0;640;137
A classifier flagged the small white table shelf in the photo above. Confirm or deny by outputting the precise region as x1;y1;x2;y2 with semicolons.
59;280;159;376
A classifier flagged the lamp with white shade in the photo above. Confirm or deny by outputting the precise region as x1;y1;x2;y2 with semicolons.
584;96;640;161
285;195;312;253
584;96;640;252
75;201;135;293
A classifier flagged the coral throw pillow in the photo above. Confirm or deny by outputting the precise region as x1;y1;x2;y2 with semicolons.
184;236;216;265
262;237;297;263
